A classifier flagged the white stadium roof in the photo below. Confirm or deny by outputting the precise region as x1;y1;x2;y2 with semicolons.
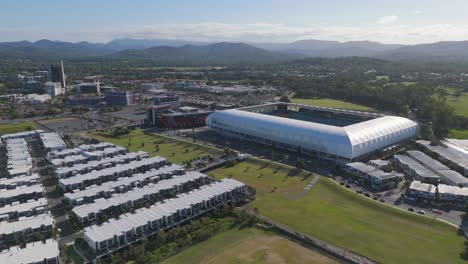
206;109;419;160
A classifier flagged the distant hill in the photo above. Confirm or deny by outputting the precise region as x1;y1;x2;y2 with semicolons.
376;41;468;63
4;38;468;64
0;39;115;59
107;42;293;65
255;39;403;57
105;38;210;51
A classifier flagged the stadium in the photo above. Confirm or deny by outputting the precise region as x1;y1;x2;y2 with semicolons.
206;103;419;162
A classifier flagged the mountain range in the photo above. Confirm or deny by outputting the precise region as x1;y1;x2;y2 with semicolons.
2;38;468;64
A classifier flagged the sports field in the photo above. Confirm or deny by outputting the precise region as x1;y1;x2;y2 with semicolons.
291;98;374;112
0;121;35;135
208;158;465;264
162;227;337;264
89;129;223;164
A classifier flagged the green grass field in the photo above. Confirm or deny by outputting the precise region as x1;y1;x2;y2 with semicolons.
291;98;374;112
376;75;389;81
0;121;35;135
162;228;337;264
435;86;468;117
90;129;223;164
209;158;465;264
448;129;468;139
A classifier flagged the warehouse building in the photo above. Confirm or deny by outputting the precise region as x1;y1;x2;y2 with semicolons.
206;103;419;162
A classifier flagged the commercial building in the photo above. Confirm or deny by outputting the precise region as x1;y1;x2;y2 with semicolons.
105;90;136;106
406;181;436;200
0;239;59;264
417;140;468;177
393;154;440;184
83;179;246;254
207;103;419;162
153;95;180;106
76;82;101;95
50;61;66;88
44;82;65;97
406;150;468;187
344;162;402;190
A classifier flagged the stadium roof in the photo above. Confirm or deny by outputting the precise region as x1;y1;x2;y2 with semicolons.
207;109;418;159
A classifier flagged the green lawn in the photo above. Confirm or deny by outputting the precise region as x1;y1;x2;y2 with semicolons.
162;227;337;264
89;129;223;164
209;158;465;264
435;86;468;117
376;75;389;81
448;129;468;139
67;246;84;264
0;121;35;135
291;98;374;112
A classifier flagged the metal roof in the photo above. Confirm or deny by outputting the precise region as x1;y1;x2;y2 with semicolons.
0;239;59;264
206;109;418;159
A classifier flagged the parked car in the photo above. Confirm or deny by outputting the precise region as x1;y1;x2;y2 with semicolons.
408;208;415;212
340;181;345;185
379;199;385;203
417;210;426;215
434;210;443;215
345;184;351;188
364;193;371;197
356;189;363;194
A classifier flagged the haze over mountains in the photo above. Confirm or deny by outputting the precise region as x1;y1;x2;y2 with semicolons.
2;38;468;64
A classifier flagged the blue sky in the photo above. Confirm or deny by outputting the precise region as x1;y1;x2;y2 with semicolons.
1;0;468;44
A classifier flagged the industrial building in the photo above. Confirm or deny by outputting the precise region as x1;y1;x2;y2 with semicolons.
407;180;468;205
206;103;419;162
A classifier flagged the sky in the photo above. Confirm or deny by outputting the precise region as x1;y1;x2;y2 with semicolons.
1;0;468;44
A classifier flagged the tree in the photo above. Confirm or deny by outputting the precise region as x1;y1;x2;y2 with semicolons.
279;95;291;103
295;159;305;169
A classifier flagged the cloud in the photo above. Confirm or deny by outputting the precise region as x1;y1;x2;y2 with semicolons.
377;15;399;25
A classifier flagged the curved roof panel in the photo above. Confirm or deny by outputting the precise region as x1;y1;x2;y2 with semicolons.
206;109;418;159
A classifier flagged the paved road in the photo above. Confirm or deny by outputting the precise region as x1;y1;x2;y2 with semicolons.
333;176;463;227
304;174;320;191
